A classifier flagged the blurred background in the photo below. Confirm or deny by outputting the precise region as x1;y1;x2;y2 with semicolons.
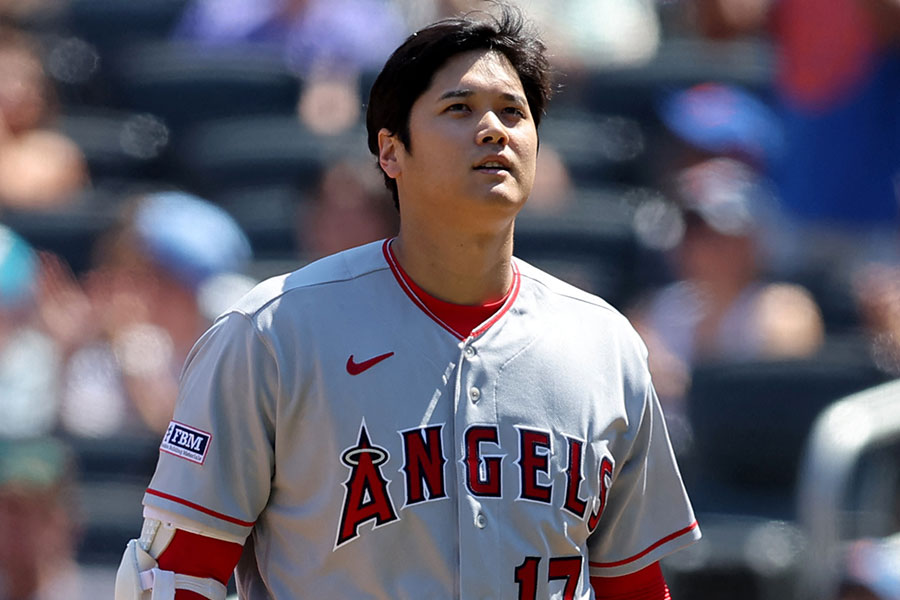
0;0;898;598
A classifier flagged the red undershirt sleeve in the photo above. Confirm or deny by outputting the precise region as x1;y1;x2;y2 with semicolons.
157;531;670;600
155;529;244;600
590;562;671;600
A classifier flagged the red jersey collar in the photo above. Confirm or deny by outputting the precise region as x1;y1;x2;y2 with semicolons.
382;238;520;340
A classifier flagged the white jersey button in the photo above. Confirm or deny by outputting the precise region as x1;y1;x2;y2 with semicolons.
475;512;487;529
468;387;481;403
465;345;476;358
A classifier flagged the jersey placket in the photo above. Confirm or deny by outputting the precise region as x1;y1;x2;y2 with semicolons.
453;337;505;600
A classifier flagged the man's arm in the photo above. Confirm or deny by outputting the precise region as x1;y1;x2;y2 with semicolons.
115;515;243;600
156;529;243;600
134;527;670;600
116;310;278;600
591;562;671;600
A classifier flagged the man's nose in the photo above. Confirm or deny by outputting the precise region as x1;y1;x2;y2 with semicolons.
477;111;509;146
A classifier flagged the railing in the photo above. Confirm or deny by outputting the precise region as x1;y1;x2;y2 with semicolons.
796;379;900;600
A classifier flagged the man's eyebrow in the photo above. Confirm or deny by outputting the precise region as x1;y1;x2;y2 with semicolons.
436;89;527;105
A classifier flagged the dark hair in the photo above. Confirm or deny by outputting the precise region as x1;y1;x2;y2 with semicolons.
365;3;553;208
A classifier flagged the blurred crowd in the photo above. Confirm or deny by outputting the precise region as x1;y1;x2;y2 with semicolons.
0;0;898;598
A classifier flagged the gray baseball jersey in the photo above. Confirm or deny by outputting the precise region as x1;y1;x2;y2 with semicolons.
144;239;700;599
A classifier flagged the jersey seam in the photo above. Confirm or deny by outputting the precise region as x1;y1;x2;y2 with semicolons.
621;383;654;465
228;255;392;322
232;311;284;410
491;330;544;422
588;521;700;569
145;488;256;528
516;263;650;364
515;265;619;314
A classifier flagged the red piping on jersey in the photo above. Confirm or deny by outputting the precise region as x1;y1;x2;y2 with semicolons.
589;521;699;568
470;267;520;337
146;488;256;528
382;238;521;340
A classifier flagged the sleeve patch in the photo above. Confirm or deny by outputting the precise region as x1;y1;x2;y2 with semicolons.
161;421;212;464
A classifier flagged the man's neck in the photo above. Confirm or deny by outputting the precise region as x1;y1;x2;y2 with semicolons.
391;219;516;306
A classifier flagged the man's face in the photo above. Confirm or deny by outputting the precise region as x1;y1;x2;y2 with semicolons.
381;50;538;233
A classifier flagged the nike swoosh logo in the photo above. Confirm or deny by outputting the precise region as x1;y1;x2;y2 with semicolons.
346;351;395;375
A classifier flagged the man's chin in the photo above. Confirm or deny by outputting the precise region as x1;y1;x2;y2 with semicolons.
478;182;529;207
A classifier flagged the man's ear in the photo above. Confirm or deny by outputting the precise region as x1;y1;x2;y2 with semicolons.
378;128;402;179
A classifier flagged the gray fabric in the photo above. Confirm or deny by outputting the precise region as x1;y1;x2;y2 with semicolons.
144;240;699;598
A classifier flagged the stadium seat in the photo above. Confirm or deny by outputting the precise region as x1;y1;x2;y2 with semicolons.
577;38;775;120
64;434;162;565
686;353;891;517
58;108;172;182
211;184;303;260
3;191;120;274
664;354;890;600
109;41;301;136
173;116;365;196
540;110;648;187
63;0;189;51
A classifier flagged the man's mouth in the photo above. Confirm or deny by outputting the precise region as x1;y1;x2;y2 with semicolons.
473;159;511;173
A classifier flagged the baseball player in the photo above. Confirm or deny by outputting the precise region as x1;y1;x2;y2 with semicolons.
116;5;700;599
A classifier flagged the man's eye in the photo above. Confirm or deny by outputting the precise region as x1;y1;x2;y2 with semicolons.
446;103;469;112
504;107;526;118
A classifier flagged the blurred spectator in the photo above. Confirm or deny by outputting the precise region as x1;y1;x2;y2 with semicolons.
0;437;84;600
840;585;889;600
173;0;407;76
654;82;795;274
173;0;408;133
59;191;254;438
0;0;67;23
0;26;88;211
391;0;476;29
630;158;824;428
853;263;900;376
690;0;900;273
656;82;784;175
528;0;662;71
298;159;399;260
0;224;63;438
838;534;900;600
395;0;661;71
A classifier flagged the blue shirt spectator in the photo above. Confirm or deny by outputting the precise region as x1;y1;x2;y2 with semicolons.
172;0;409;76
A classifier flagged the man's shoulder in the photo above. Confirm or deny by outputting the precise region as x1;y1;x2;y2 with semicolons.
228;240;389;318
515;257;618;315
515;257;647;353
